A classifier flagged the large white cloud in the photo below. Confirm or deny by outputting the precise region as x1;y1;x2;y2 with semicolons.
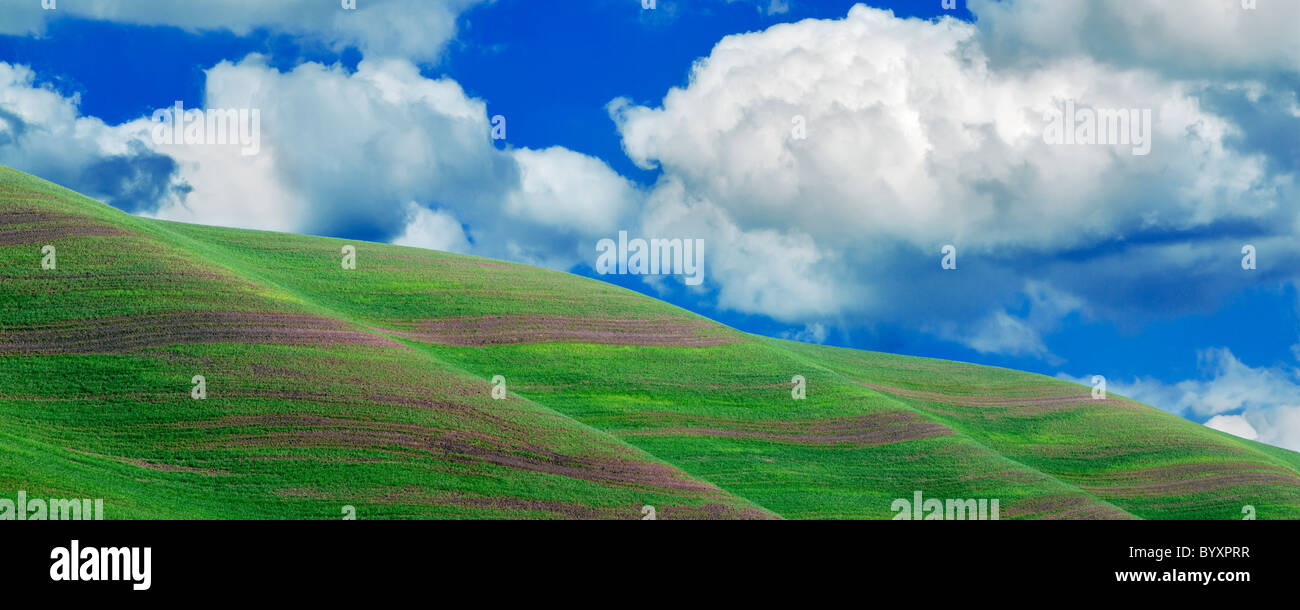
613;5;1282;251
151;55;514;239
610;4;1298;343
0;0;482;61
146;55;635;268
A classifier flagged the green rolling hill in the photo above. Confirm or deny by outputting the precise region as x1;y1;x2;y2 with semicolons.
3;164;1299;519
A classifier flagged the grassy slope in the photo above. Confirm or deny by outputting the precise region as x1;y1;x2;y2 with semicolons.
3;165;1299;519
0;167;769;519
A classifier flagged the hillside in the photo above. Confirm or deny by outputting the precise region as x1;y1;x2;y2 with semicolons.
3;164;1299;519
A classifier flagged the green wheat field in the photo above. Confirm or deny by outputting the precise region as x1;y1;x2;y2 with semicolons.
3;164;1299;519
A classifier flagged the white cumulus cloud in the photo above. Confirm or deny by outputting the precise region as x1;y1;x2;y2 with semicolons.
610;4;1298;355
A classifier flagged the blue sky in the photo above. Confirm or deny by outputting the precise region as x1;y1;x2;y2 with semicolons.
0;0;1297;448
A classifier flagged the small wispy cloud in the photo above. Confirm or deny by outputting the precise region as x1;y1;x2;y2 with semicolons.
1059;348;1300;450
